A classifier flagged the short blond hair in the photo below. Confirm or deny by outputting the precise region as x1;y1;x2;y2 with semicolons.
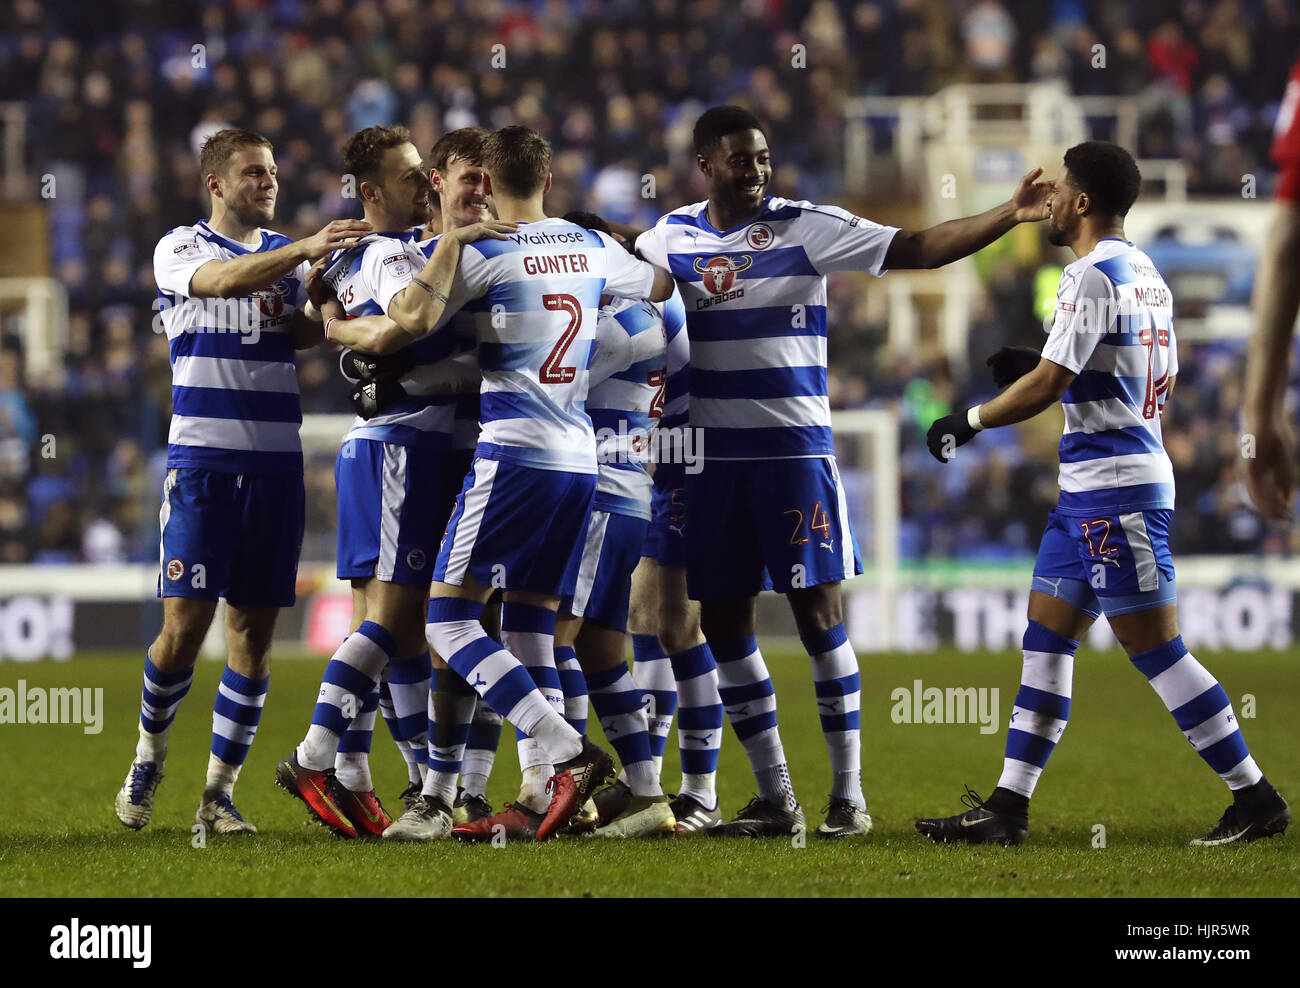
199;128;273;179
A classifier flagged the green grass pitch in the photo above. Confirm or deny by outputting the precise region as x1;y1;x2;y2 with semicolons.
1;647;1295;897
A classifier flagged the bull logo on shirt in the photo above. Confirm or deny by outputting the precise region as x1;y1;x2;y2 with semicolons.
253;278;293;318
693;254;753;295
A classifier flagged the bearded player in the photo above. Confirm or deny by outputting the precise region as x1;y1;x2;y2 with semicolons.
918;142;1289;847
330;126;675;840
275;125;452;838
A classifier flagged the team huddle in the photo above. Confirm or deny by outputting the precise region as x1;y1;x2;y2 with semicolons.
116;106;1289;847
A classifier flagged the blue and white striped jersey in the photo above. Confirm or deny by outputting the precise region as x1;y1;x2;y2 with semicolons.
587;294;672;520
430;218;659;474
635;197;898;460
153;220;311;476
325;230;480;450
649;288;689;488
407;235;483;452
1041;238;1178;515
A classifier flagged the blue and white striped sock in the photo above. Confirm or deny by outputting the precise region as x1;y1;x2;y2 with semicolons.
714;636;794;808
339;687;380;756
426;598;581;763
555;644;588;734
588;662;660;797
298;621;394;771
632;634;677;774
377;678;422;786
388;652;433;780
336;687;379;792
425;664;476;805
207;665;269;796
462;700;502;797
1131;636;1261;790
500;602;564;728
802;624;864;808
136;652;194;764
997;621;1076;798
500;603;563;798
669;643;722;808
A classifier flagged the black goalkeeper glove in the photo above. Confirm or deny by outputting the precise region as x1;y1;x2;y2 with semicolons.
986;346;1041;389
339;348;415;384
351;376;408;420
926;412;978;463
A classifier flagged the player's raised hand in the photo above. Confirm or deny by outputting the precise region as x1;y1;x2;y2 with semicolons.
926;413;977;463
304;255;334;308
1010;167;1052;223
447;220;519;244
987;346;1041;388
1244;418;1296;522
301;219;374;260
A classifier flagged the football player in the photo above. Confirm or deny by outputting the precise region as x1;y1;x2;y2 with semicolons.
918;142;1289;847
636;105;1052;837
117;129;370;835
275;125;457;838
330;126;676;841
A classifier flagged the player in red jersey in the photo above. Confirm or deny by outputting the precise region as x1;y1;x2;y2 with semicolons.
1245;55;1300;520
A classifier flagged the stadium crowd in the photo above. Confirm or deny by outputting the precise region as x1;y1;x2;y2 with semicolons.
2;0;1298;563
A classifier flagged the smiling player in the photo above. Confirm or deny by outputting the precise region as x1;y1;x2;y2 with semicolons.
332;125;676;841
117;128;370;836
275;125;453;839
636;105;1053;838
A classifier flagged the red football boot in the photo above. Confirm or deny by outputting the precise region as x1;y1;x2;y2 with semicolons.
451;802;545;842
334;787;392;837
274;751;358;839
536;738;614;841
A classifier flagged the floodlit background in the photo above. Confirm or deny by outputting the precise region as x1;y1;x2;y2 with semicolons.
0;0;1297;654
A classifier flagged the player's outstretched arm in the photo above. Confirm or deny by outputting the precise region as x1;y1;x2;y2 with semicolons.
1243;202;1300;520
320;301;409;356
387;220;517;336
883;168;1051;270
986;345;1043;388
604;219;645;244
566;211;645;246
187;219;373;299
925;357;1074;463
